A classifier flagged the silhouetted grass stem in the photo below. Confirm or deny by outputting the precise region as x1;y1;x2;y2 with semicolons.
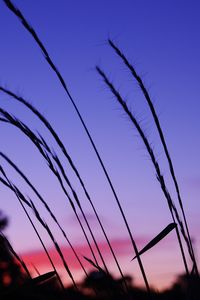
0;169;65;290
96;66;189;276
0;87;128;292
108;39;198;275
2;2;140;291
0;151;88;278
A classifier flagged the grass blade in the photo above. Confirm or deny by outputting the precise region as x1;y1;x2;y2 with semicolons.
132;223;177;260
83;256;104;273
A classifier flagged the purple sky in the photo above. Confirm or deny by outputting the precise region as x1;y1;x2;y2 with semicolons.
0;0;200;290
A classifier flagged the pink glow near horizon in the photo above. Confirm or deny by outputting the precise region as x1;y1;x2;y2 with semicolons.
20;235;186;291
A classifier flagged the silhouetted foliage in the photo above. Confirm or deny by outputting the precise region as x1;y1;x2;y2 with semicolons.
0;211;27;293
0;1;199;299
0;239;199;300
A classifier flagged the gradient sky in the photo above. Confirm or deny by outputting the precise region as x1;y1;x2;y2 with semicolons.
0;0;200;291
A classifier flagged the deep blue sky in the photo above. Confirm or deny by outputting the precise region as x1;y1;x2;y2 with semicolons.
0;0;200;289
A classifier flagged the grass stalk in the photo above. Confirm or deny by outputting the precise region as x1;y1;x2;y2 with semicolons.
96;66;190;276
0;109;100;270
108;39;198;274
51;151;109;273
2;1;145;292
29;199;78;290
0;87;128;291
0;169;65;290
0;151;88;278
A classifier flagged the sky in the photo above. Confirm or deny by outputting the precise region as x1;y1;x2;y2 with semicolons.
0;0;200;291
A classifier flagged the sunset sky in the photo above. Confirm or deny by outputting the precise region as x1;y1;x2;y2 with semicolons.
0;0;200;291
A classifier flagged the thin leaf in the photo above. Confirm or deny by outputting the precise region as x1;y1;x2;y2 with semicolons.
83;256;105;273
131;223;177;260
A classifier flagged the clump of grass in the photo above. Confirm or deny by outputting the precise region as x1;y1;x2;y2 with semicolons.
0;107;100;270
0;166;65;290
108;39;198;275
96;66;190;276
1;1;198;299
2;0;151;293
0;86;128;292
0;151;88;278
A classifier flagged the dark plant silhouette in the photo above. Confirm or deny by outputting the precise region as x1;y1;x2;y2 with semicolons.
108;39;198;275
0;1;199;299
0;211;27;292
96;66;190;276
2;0;150;293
